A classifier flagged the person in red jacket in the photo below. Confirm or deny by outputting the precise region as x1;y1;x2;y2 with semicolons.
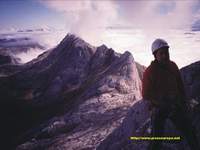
142;39;200;150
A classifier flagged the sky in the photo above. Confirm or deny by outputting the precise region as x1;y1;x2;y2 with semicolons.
1;0;200;68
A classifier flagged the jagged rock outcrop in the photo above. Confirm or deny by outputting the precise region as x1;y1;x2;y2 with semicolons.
0;34;142;149
180;61;200;143
0;34;96;149
181;61;200;104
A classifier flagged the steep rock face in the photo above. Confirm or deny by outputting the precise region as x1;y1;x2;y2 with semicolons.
0;34;96;149
0;34;95;106
16;43;142;150
0;34;142;149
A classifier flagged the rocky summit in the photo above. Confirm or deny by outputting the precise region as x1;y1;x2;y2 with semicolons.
0;34;199;150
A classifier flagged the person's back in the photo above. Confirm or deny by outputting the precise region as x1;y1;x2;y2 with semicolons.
142;38;200;150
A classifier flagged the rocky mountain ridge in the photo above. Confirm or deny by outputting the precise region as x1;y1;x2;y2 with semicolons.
0;34;142;149
0;33;199;150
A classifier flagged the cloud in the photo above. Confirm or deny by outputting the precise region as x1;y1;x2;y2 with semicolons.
39;0;118;45
39;0;200;68
15;48;45;63
39;0;200;43
117;0;199;31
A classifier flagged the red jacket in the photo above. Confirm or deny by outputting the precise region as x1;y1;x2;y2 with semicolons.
142;60;186;107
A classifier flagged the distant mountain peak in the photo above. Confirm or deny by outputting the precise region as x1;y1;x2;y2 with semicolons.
60;33;94;49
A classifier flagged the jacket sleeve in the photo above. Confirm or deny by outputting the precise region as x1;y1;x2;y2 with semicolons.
172;62;187;104
142;68;156;104
177;71;186;99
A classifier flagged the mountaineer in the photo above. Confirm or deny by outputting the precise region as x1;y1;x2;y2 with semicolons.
142;38;200;150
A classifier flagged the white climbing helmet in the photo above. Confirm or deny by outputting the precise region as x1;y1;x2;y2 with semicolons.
151;38;169;54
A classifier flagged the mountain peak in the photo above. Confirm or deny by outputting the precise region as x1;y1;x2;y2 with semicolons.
60;33;94;49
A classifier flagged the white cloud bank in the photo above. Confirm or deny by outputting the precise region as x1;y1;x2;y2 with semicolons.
39;0;200;68
40;0;118;45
